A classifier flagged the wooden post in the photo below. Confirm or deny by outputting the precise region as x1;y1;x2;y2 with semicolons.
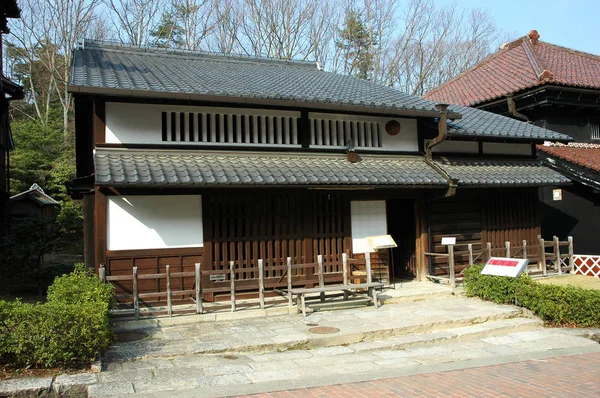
166;264;172;317
486;242;492;261
448;244;455;288
318;255;325;302
287;257;293;308
522;240;528;275
505;241;511;258
365;252;373;284
342;253;349;300
554;236;561;275
230;261;236;312
99;263;106;282
568;236;574;273
258;259;265;310
195;263;203;314
540;238;547;276
468;244;473;266
133;266;139;320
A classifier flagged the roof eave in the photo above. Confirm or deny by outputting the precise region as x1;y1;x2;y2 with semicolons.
67;84;462;120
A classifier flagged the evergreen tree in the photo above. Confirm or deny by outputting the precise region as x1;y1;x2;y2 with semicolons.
336;9;377;80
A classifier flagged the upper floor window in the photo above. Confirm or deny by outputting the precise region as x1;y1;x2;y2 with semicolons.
591;120;600;140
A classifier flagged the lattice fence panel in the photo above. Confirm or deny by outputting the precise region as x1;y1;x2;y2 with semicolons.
573;255;600;278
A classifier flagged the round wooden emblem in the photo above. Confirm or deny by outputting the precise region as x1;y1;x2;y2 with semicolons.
385;120;401;136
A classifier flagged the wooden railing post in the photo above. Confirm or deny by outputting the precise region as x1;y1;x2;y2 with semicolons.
554;236;561;275
540;238;547;275
287;257;293;308
486;242;492;261
133;266;139;320
505;241;511;258
99;263;106;282
468;244;473;266
342;253;349;300
318;255;325;302
522;240;528;275
365;252;373;284
195;263;203;314
166;264;172;317
258;259;265;310
448;244;455;288
230;261;236;312
568;236;574;273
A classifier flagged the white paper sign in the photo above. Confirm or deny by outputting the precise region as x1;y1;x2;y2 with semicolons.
481;257;529;278
441;237;456;245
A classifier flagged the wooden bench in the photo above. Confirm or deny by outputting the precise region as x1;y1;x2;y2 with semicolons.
285;252;383;316
290;281;383;316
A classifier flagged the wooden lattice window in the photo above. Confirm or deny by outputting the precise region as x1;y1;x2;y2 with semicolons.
591;120;600;140
309;112;383;148
161;108;300;145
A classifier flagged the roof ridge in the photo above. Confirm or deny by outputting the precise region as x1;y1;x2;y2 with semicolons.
81;39;318;69
424;36;528;99
520;38;546;79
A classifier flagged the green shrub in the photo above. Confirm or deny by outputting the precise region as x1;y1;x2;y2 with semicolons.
463;264;531;304
47;263;114;309
0;264;114;368
464;265;600;328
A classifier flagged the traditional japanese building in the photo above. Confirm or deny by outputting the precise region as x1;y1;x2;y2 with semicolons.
69;40;571;302
425;30;600;255
0;0;23;237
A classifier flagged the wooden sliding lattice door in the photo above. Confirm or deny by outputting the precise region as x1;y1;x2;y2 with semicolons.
203;191;350;297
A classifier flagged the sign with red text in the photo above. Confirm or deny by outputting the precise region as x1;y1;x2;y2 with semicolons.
481;257;529;278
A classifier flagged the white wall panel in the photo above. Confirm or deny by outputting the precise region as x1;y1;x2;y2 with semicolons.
107;195;203;250
482;142;532;156
351;200;387;254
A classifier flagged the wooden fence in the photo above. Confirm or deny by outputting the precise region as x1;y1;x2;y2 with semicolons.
425;236;574;287
100;253;372;319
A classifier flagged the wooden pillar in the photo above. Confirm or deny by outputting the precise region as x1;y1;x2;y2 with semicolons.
568;236;574;273
554;236;561;275
414;201;428;281
93;189;107;274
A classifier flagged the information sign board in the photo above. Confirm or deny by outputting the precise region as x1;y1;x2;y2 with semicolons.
366;235;398;250
481;257;529;278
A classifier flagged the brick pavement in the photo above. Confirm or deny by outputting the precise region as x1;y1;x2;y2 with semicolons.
235;352;600;398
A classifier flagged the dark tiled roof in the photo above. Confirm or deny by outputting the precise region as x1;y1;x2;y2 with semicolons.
447;105;571;141
434;158;570;187
425;32;600;106
70;41;439;115
94;149;448;188
538;143;600;173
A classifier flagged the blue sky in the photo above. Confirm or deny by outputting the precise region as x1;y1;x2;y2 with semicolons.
439;0;600;55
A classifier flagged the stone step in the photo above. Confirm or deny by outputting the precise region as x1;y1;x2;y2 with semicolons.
347;317;543;353
104;307;533;361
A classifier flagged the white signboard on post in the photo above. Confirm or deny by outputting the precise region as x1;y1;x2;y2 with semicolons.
367;235;398;250
481;257;529;278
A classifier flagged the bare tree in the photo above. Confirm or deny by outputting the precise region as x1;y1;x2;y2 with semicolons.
208;0;242;54
8;0;100;138
105;0;165;47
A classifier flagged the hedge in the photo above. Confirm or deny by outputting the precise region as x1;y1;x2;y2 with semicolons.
464;264;600;327
0;264;114;368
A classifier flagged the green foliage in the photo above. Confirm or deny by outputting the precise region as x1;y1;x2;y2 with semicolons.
0;266;114;368
464;265;600;327
336;9;377;80
47;263;115;310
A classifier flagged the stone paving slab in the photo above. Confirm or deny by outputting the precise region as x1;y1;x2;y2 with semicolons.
105;296;524;361
87;328;600;398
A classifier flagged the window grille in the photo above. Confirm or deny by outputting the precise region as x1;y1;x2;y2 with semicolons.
591;121;600;140
161;109;300;145
309;113;383;148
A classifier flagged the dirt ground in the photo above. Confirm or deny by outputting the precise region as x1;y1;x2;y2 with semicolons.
536;274;600;290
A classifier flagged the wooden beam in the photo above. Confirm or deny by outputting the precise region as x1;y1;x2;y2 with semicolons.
93;188;107;273
93;97;106;145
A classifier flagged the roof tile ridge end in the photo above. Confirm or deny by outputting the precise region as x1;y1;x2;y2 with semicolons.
522;38;553;81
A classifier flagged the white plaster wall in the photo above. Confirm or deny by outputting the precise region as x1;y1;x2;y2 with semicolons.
482;142;532;156
428;140;479;154
107;195;203;251
106;103;163;144
351;201;387;254
379;118;418;151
